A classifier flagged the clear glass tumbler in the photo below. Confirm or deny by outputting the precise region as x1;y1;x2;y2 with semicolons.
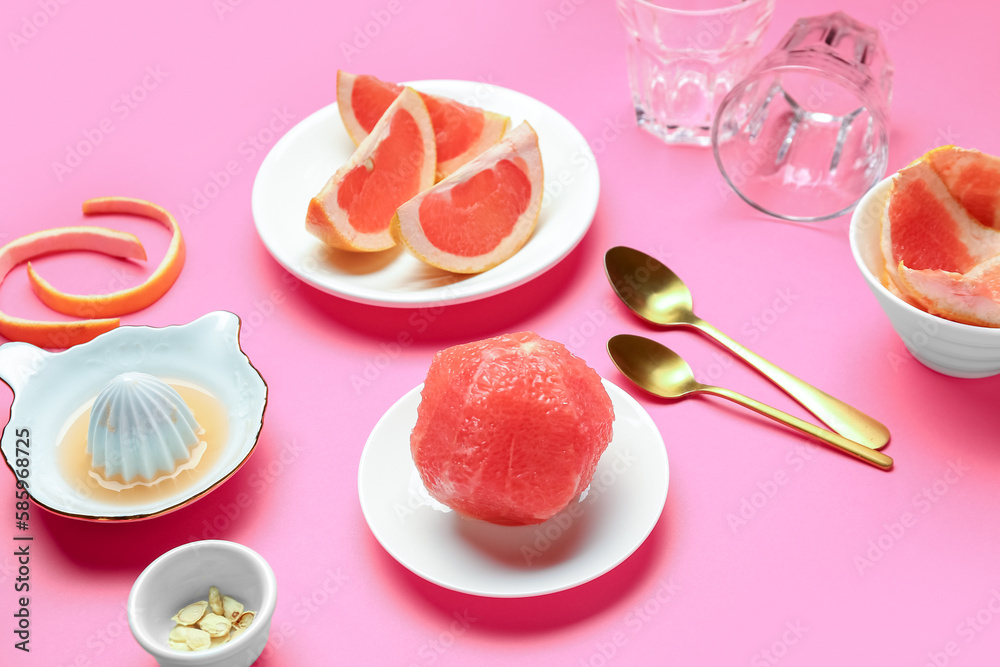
711;11;894;221
616;0;774;146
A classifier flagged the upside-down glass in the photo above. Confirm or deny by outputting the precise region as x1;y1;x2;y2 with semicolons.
711;11;894;221
616;0;775;146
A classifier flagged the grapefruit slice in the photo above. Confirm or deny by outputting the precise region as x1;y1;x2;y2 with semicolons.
898;255;1000;327
880;158;1000;294
927;146;1000;229
306;87;436;252
337;71;510;180
27;197;185;318
410;332;615;526
390;121;543;273
0;226;146;348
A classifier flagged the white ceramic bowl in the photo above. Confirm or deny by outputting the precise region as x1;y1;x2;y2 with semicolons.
128;540;277;667
850;176;1000;377
0;311;268;519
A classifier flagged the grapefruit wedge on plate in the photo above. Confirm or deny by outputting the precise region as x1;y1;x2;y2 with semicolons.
337;71;510;180
391;121;543;274
252;79;599;308
306;87;436;252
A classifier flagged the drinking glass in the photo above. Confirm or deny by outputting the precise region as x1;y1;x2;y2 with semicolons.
616;0;775;146
711;11;894;221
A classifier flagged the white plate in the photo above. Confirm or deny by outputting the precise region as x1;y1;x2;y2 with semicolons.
358;379;669;598
251;80;600;307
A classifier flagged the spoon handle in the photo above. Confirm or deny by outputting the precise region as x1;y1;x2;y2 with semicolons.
689;317;891;450
701;385;893;470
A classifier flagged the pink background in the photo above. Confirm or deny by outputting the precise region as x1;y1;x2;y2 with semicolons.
2;0;999;665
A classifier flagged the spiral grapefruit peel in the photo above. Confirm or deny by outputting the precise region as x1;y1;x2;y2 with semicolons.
27;197;186;318
0;196;185;348
0;226;146;348
337;71;510;181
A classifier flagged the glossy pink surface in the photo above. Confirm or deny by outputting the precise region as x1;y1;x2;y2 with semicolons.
1;1;998;665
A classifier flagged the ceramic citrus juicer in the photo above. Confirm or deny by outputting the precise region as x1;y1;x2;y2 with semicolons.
0;311;267;521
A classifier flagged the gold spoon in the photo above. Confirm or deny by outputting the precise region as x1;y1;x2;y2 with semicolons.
607;334;893;471
604;246;890;450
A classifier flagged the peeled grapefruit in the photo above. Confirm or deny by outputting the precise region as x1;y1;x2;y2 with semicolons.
307;87;436;252
337;71;510;180
390;121;543;273
410;332;614;526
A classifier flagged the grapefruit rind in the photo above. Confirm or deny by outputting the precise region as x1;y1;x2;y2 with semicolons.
336;71;511;181
0;226;148;348
390;121;543;274
28;197;185;318
307;87;436;252
410;332;614;526
897;256;1000;328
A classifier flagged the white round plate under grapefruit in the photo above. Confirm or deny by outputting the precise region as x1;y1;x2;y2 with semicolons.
252;80;600;307
357;379;669;598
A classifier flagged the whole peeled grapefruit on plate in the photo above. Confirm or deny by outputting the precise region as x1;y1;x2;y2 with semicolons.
410;332;615;526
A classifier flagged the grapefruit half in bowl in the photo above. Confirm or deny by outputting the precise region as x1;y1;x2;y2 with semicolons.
849;176;1000;378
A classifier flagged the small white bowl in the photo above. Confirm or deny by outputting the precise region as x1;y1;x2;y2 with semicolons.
0;311;268;520
128;540;277;667
850;176;1000;378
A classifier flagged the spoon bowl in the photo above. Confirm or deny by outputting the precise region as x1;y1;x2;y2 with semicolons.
607;333;702;399
605;246;696;326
